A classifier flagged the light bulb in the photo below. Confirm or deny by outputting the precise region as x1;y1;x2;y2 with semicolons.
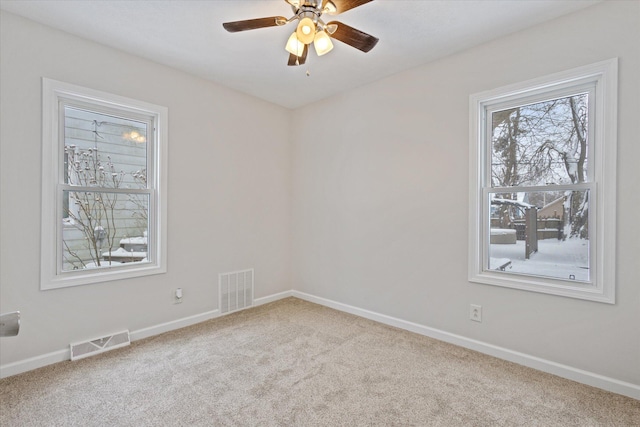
285;32;305;56
313;30;334;56
323;0;337;14
296;17;315;45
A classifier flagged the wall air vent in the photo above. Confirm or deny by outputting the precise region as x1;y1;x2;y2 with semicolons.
219;268;254;315
70;330;130;361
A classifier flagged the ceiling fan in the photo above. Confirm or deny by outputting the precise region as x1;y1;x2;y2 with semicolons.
222;0;379;66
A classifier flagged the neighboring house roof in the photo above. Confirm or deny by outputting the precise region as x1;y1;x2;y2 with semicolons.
538;197;565;219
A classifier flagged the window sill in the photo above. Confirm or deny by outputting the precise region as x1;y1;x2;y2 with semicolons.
42;261;166;291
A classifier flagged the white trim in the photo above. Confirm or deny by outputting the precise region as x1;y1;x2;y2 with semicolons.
3;289;637;400
291;291;640;400
41;78;168;290
0;308;219;378
129;309;219;342
0;292;294;378
254;290;294;306
468;59;617;303
0;348;69;379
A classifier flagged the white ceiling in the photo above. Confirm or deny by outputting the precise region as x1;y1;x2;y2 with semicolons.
0;0;600;109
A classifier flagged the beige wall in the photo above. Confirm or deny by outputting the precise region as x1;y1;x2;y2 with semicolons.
0;12;292;365
291;1;639;385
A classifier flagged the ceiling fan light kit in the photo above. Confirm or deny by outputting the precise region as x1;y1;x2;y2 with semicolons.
223;0;378;66
296;16;316;44
314;30;334;56
286;32;306;56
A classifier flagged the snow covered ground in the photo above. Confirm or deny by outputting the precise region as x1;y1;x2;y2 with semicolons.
489;238;589;282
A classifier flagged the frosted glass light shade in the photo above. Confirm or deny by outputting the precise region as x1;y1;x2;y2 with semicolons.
323;1;337;14
314;31;334;56
296;17;316;44
285;32;305;56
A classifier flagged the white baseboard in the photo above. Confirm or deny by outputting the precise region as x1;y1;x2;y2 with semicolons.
254;290;294;307
129;309;220;342
0;291;291;379
291;290;640;400
0;348;69;379
128;290;294;342
3;289;639;401
0;308;221;379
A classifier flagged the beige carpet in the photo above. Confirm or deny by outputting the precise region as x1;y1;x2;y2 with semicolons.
1;297;638;426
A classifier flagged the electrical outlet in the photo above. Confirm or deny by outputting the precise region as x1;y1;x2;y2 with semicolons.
470;304;482;322
174;288;183;304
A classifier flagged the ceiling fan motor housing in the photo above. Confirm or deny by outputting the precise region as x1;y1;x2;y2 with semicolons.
291;0;329;18
291;0;323;11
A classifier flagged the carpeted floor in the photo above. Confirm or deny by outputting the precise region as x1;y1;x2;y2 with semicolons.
1;297;638;426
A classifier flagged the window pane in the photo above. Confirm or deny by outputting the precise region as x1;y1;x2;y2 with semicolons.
62;190;149;272
64;106;147;188
488;189;590;282
491;93;589;187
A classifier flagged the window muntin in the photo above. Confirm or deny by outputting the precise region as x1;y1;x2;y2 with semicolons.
469;59;617;303
42;78;167;289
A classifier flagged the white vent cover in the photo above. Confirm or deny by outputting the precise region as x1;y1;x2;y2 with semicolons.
219;268;254;314
70;330;130;361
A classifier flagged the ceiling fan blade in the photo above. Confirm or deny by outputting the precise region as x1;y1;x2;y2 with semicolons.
287;44;309;66
327;21;378;52
223;16;287;33
323;0;373;14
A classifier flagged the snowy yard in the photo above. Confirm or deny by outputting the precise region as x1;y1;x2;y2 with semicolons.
489;238;589;282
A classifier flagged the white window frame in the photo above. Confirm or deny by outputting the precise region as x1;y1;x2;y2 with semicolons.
468;59;617;303
41;78;168;290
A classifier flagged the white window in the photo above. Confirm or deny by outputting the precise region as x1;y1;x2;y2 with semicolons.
468;59;617;303
41;79;168;290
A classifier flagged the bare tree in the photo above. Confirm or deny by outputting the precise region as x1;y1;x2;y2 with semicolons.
490;93;589;238
64;145;125;268
129;168;148;231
